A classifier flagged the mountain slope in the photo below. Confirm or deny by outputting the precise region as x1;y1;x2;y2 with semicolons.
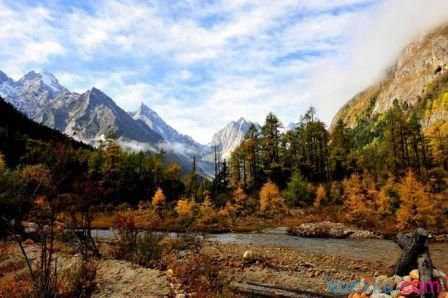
0;71;67;118
0;69;257;177
0;71;164;149
332;24;448;135
0;97;88;166
130;103;206;156
205;118;254;161
37;87;163;148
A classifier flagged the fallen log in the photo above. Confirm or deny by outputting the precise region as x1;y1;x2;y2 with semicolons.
229;281;343;298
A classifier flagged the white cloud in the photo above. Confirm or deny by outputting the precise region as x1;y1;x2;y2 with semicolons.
2;0;448;144
0;2;64;77
23;41;64;63
309;0;448;125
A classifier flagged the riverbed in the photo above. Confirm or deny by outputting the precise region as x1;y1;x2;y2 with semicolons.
90;229;448;272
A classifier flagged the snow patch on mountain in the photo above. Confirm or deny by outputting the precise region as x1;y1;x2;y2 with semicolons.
131;103;206;157
210;117;253;160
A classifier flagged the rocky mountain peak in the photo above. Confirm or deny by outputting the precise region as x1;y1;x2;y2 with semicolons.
332;23;448;131
0;71;12;83
18;70;66;95
137;102;155;115
209;118;254;160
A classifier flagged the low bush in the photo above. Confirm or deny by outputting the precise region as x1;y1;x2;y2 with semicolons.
168;253;223;297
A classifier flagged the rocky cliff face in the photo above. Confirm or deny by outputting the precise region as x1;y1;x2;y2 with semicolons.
332;24;448;133
206;118;254;161
130;103;206;156
0;71;164;149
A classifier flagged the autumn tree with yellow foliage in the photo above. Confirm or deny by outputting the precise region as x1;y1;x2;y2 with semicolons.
198;194;217;225
314;185;327;208
232;185;251;215
259;181;286;216
175;198;195;218
151;187;166;215
396;171;440;230
375;178;396;218
343;174;376;226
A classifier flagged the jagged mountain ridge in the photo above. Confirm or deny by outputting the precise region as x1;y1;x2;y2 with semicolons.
0;70;66;118
0;71;164;149
332;24;448;134
203;118;256;162
0;70;255;177
130;103;207;157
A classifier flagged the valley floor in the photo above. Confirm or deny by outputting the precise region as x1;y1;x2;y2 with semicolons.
1;235;447;297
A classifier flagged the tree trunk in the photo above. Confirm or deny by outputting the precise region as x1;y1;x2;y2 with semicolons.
394;228;436;298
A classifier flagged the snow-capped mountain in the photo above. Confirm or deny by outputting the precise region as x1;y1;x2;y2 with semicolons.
0;70;163;149
205;118;255;161
0;71;67;118
130;103;206;156
37;87;163;148
0;69;257;177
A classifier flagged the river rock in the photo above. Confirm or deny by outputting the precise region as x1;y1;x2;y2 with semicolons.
290;221;381;239
409;269;419;280
243;250;260;263
434;269;447;279
375;275;396;293
353;279;368;293
403;276;411;282
364;285;374;295
392;275;402;286
371;293;391;298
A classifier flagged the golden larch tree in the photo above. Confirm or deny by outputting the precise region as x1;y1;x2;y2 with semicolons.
343;174;374;225
375;178;395;217
396;170;439;229
198;194;217;224
152;188;166;208
175;198;195;218
259;181;286;215
314;184;327;208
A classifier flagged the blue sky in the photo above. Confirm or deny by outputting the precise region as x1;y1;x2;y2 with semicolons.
1;0;448;143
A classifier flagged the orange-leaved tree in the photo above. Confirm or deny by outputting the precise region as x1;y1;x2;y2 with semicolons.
343;174;376;226
375;178;396;218
259;181;286;216
198;195;217;224
396;170;439;230
314;184;327;208
151;187;166;215
175;198;195;218
233;185;250;215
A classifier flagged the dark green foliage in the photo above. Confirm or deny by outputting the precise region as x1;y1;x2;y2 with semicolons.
282;172;312;207
0;98;88;167
0;97;187;238
229;102;445;208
